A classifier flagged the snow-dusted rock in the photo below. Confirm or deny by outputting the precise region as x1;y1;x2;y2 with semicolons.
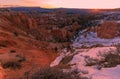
73;31;120;48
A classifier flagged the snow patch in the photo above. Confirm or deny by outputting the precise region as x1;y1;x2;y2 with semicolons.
50;51;71;67
73;31;120;48
50;47;120;79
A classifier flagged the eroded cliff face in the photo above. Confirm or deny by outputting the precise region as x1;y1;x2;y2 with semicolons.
0;11;81;50
87;21;120;39
0;11;81;79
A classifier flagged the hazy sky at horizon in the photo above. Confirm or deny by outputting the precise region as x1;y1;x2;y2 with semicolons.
0;0;120;9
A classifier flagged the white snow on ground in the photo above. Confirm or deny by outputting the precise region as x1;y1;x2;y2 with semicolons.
51;29;120;79
91;65;120;79
69;47;118;79
50;47;120;79
73;31;120;48
50;50;71;67
50;53;66;67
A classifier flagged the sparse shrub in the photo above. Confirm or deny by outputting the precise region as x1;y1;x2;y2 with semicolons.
116;44;120;53
0;43;7;48
60;55;74;65
1;61;22;69
0;40;17;47
85;56;100;66
0;53;25;70
16;54;26;62
10;50;16;53
90;44;104;48
81;45;89;48
86;47;120;68
54;47;58;52
103;52;120;67
102;45;120;67
22;67;84;79
13;32;18;36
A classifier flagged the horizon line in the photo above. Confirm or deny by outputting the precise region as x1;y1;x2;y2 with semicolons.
0;5;120;10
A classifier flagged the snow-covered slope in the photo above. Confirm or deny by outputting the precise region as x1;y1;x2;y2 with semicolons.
51;28;120;79
69;47;118;79
73;31;120;48
51;47;120;79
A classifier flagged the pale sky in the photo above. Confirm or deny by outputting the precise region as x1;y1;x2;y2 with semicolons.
0;0;120;9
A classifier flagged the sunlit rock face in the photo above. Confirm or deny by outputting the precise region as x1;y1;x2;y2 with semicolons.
0;11;82;79
0;66;5;79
